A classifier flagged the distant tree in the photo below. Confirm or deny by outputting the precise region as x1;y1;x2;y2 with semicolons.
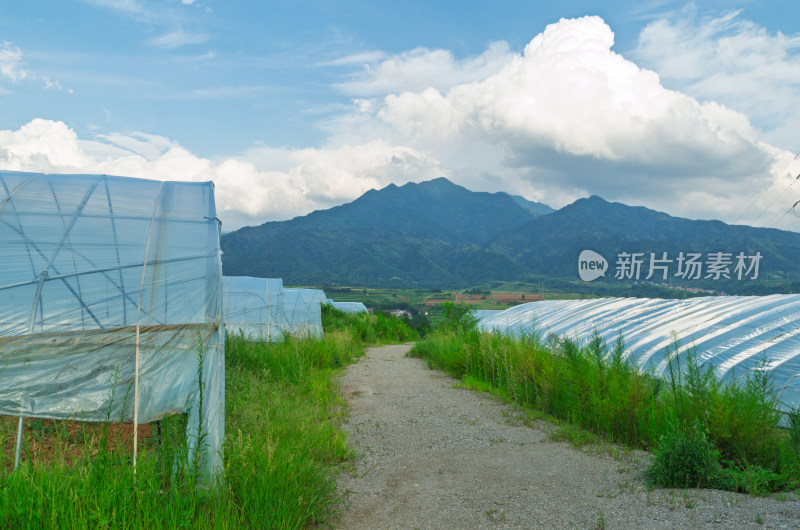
432;302;479;333
407;313;431;337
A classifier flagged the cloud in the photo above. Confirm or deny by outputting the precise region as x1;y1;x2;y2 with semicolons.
186;85;271;99
0;119;443;230
172;51;216;62
0;42;71;92
335;41;515;96
95;131;178;159
323;51;388;67
81;0;143;13
633;8;800;150
148;29;209;49
329;16;792;227
81;0;207;43
0;120;85;170
0;42;29;82
3;15;798;233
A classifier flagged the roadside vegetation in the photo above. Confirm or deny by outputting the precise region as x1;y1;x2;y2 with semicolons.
323;284;588;314
0;305;416;529
412;302;800;495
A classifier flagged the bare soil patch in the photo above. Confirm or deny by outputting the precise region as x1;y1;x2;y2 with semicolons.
1;415;153;472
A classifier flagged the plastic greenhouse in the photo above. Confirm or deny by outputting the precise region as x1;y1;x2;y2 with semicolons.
0;170;224;478
472;309;502;321
280;288;327;338
330;301;368;314
477;295;800;415
223;276;284;341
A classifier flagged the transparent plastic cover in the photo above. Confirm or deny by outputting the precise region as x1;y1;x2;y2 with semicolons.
223;276;284;341
280;288;327;337
0;170;224;478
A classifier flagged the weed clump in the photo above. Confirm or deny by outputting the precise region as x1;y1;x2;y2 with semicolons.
646;421;721;488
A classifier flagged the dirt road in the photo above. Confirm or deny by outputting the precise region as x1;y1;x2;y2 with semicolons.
335;343;800;529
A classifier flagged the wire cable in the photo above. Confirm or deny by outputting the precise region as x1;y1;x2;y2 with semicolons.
731;152;799;227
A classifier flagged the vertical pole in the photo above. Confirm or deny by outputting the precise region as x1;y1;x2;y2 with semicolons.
266;279;271;341
14;270;48;471
13;417;24;470
133;182;163;472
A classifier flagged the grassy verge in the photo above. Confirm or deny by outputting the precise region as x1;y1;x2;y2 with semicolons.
0;307;415;528
410;303;800;494
321;304;419;345
224;330;364;528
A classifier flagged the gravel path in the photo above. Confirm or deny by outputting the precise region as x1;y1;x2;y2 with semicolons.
335;343;800;529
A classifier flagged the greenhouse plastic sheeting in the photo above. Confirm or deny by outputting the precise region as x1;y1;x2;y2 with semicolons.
223;276;284;341
280;288;327;337
472;309;502;320
331;301;368;314
477;295;800;414
0;170;224;479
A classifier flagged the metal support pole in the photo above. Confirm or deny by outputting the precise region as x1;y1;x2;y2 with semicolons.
13;270;48;471
13;416;24;470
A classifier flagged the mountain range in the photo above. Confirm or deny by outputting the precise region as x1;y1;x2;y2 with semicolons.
220;178;800;295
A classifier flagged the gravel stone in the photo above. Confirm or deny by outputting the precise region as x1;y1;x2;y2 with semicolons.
335;344;800;529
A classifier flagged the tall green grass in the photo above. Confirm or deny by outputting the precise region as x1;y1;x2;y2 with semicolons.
411;308;800;494
321;304;418;345
0;308;414;528
223;330;359;528
0;399;233;528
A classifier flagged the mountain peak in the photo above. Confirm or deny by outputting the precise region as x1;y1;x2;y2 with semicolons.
396;177;465;197
220;178;800;291
418;176;454;186
573;195;611;206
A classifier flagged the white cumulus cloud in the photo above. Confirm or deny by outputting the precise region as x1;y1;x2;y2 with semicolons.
3;15;799;233
0;119;443;231
336;16;793;227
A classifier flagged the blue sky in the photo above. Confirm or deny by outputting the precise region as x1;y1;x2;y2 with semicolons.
1;1;799;231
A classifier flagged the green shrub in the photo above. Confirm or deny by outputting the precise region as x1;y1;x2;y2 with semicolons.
660;337;784;471
646;421;722;488
716;463;787;495
431;302;479;334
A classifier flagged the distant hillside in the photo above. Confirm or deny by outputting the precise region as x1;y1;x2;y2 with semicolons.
221;178;544;287
490;196;800;292
509;194;554;215
221;179;800;293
